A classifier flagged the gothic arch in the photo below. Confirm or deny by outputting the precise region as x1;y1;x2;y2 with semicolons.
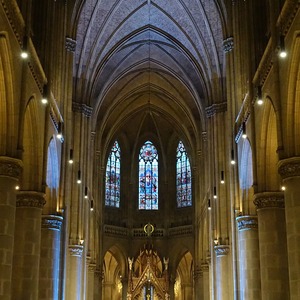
285;34;300;156
0;33;15;156
44;136;60;213
21;97;43;190
256;97;280;191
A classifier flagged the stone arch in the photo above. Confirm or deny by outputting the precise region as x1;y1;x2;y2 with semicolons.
0;33;15;156
174;251;193;300
238;138;254;214
21;97;42;190
256;97;280;191
285;34;300;156
44;136;60;213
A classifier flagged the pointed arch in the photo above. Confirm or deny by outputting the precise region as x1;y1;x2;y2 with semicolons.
0;33;15;155
176;141;192;208
21;97;42;190
138;140;158;210
45;137;60;212
105;140;121;208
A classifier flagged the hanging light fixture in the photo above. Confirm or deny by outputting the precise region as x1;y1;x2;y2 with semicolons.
56;122;63;140
68;149;74;164
41;84;48;104
208;199;211;210
279;35;287;58
257;86;263;105
220;171;225;184
231;149;236;165
21;36;29;59
77;170;81;184
90;200;94;211
84;186;88;199
242;122;247;139
213;186;217;199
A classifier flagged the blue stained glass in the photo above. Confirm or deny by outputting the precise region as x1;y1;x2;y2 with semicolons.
176;141;192;207
105;141;121;208
139;141;158;210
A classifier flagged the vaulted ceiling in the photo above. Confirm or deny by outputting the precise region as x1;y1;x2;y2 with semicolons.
72;0;227;153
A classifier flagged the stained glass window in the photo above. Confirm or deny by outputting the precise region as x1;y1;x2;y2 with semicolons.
105;141;121;208
176;141;192;207
139;141;158;210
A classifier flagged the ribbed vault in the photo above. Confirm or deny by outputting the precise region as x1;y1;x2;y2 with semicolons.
72;0;226;151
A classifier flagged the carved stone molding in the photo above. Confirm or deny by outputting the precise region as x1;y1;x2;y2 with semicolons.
16;191;46;209
223;37;234;53
69;244;84;257
236;215;258;231
201;263;209;272
206;255;211;265
253;192;284;209
278;157;300;180
95;268;103;280
193;266;203;280
88;263;97;272
0;157;23;179
214;245;230;257
205;102;227;118
1;0;24;45
42;215;63;231
65;37;76;52
72;102;93;117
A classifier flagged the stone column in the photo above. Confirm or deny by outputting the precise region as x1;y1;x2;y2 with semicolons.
66;245;83;300
278;158;300;299
39;215;63;300
254;192;289;300
12;191;45;300
121;277;128;300
214;245;230;300
0;157;22;299
236;216;261;300
193;266;203;300
87;262;96;300
201;263;210;300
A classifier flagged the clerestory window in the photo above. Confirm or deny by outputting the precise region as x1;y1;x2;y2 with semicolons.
105;141;121;208
176;141;192;207
138;141;158;210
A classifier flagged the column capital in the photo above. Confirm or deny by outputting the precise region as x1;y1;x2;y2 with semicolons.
16;191;46;208
278;157;300;180
201;263;209;272
223;36;234;53
69;244;84;257
214;245;230;257
41;215;63;231
236;215;258;231
0;156;23;179
253;192;284;209
193;266;203;280
65;36;76;52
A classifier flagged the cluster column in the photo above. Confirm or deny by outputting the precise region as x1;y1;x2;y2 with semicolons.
214;246;230;300
0;157;22;299
39;215;63;300
278;158;300;299
236;216;261;299
254;192;289;299
11;191;45;300
201;263;210;300
66;245;84;300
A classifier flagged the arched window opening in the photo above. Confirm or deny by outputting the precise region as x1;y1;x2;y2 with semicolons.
176;141;192;207
105;141;121;208
139;141;158;210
